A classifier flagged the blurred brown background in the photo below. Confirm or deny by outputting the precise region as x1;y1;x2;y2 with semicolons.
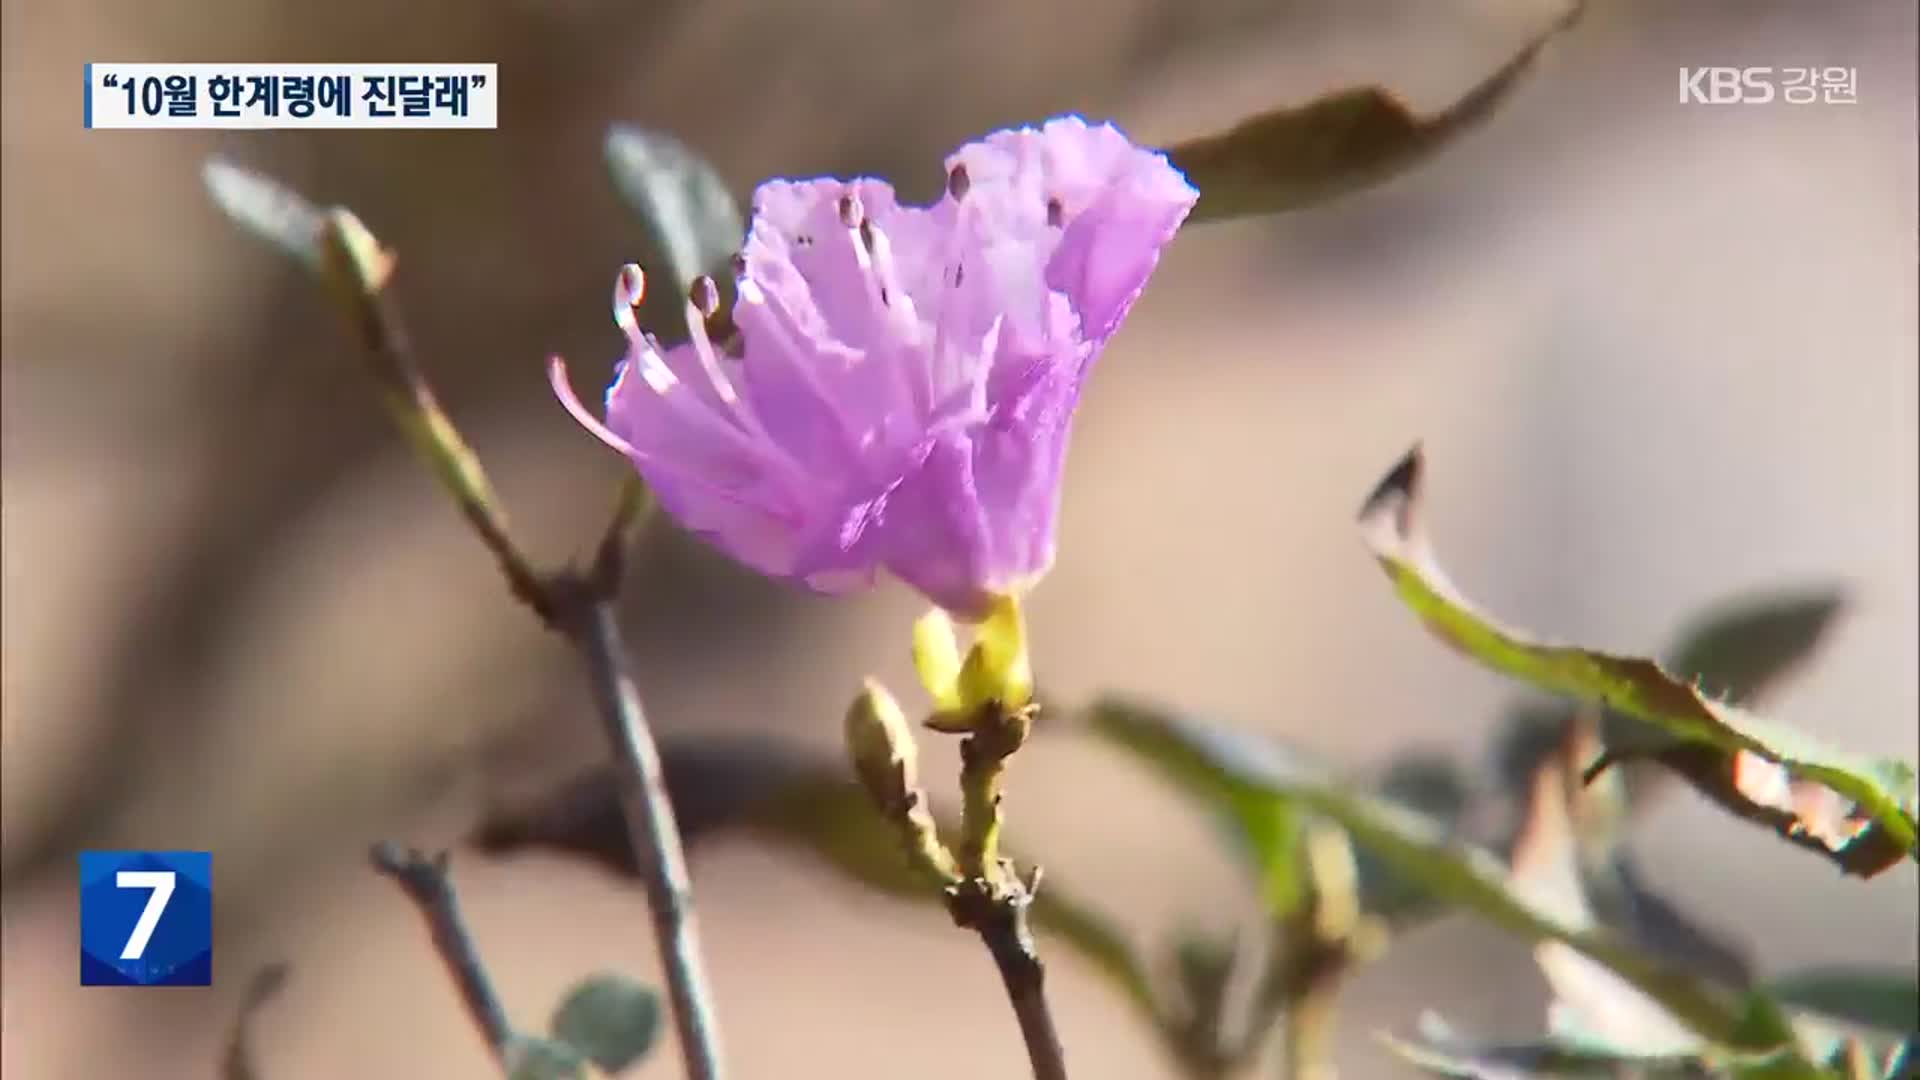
3;0;1915;1076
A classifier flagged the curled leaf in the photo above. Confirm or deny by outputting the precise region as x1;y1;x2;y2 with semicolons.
1166;4;1581;222
1493;584;1847;811
1358;446;1918;877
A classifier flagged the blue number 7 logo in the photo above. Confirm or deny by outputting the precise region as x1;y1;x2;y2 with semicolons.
79;851;213;986
114;870;176;959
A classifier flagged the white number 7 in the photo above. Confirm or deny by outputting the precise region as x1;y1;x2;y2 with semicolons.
115;870;176;961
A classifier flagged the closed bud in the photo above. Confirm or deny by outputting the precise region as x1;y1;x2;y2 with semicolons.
845;678;920;815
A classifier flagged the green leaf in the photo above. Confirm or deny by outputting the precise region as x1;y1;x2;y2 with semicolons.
1358;752;1476;920
604;126;744;290
1388;1007;1839;1080
1494;586;1844;802
548;972;661;1074
506;1035;588;1080
1761;970;1919;1039
1667;589;1847;707
1165;5;1580;223
203;160;326;271
1357;446;1918;877
1382;1012;1707;1078
1073;699;1309;917
1085;700;1797;1057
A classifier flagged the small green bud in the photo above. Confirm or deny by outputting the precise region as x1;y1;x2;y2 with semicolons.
845;678;920;814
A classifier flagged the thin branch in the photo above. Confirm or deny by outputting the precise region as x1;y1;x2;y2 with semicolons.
945;701;1068;1080
209;168;727;1080
550;581;727;1080
589;474;655;592
315;212;549;616
948;873;1068;1080
328;213;718;1079
369;843;515;1063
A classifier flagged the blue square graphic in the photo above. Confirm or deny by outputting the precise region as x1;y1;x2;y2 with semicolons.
79;850;212;986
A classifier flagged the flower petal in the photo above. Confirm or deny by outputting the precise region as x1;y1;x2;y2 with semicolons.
875;431;996;618
969;325;1089;586
949;116;1197;344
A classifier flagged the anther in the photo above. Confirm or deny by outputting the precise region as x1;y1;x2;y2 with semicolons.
946;163;971;200
1045;197;1064;228
611;263;647;336
729;252;748;279
689;275;720;318
838;192;864;228
617;263;647;304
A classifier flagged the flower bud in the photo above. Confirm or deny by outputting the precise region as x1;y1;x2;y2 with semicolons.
845;678;920;815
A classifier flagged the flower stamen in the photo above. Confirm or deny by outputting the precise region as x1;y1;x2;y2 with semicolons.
684;275;744;408
832;196;929;420
611;263;650;347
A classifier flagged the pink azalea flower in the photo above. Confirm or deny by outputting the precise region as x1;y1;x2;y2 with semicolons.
552;116;1196;617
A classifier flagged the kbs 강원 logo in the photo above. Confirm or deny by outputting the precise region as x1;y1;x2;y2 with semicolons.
1679;67;1859;105
79;850;213;986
